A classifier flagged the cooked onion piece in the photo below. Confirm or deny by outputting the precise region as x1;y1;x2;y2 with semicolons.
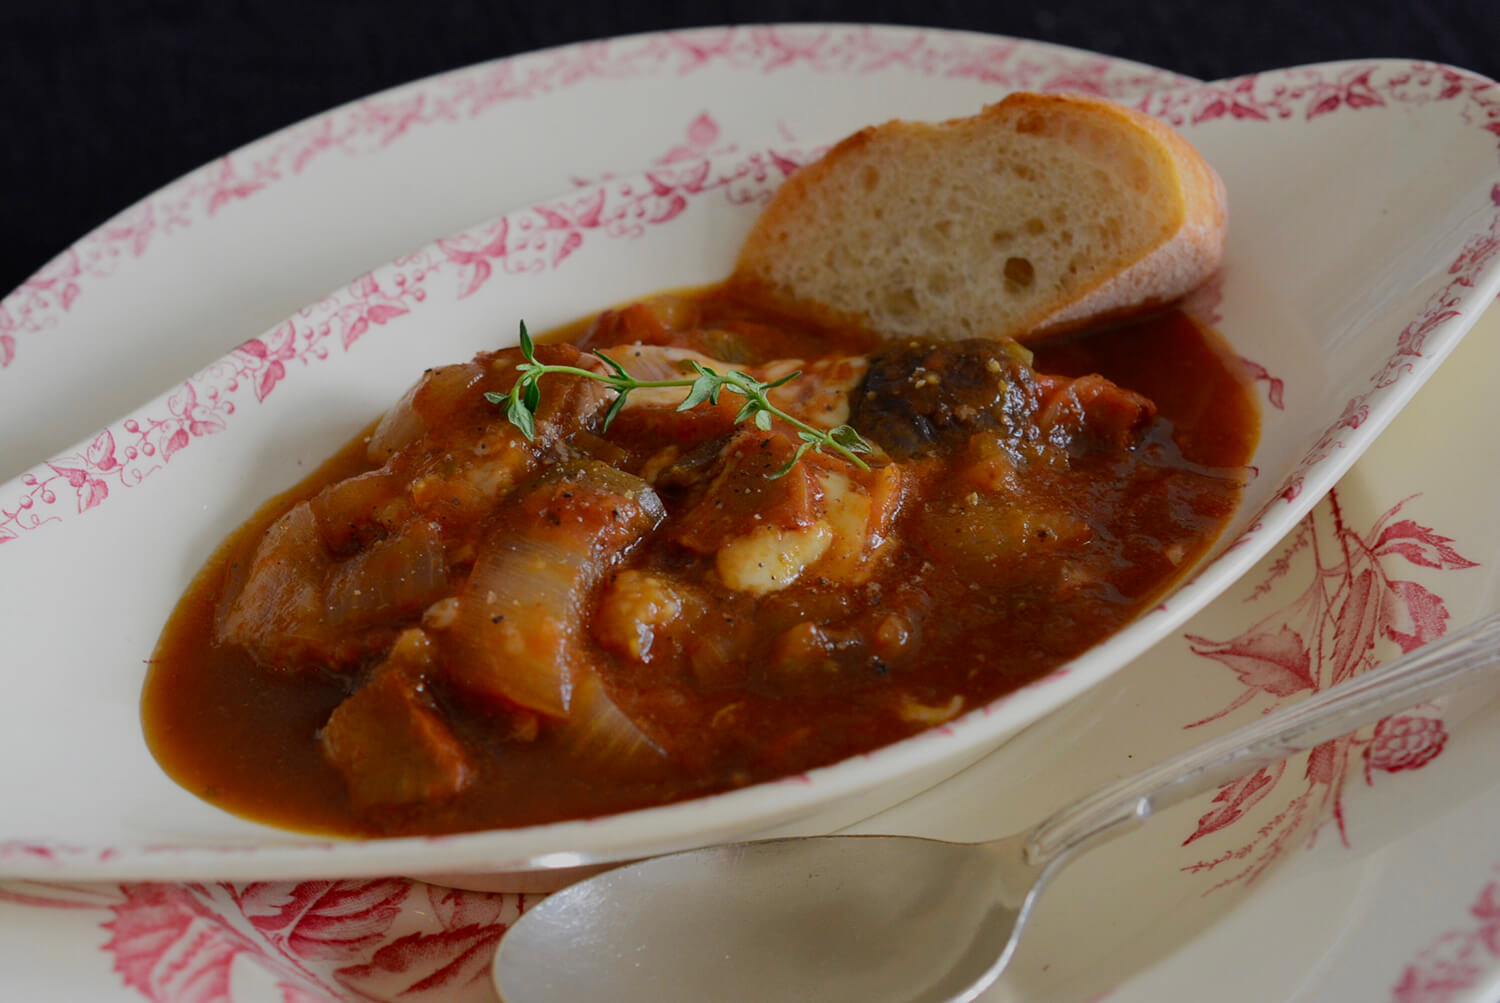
326;520;449;630
444;461;666;718
214;502;335;670
368;361;487;463
553;674;668;774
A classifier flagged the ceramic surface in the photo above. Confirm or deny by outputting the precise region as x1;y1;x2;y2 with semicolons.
3;26;1499;1002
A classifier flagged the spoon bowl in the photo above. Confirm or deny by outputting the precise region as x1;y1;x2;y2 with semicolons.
496;835;1031;1003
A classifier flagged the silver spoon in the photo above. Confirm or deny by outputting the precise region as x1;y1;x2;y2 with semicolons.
493;608;1500;1003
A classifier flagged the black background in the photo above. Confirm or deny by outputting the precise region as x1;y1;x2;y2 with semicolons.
4;0;1497;297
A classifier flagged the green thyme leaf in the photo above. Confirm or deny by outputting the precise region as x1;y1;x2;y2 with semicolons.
769;441;816;480
678;373;717;412
830;425;873;452
506;388;536;441
733;398;759;425
601;390;629;432
764;369;802;389
594;349;630;381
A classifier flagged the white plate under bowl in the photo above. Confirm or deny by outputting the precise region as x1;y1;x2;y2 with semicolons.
3;55;1500;889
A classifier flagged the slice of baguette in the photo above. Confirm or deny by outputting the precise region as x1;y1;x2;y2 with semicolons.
731;92;1226;342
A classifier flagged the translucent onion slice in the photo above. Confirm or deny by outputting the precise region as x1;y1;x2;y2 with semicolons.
367;362;486;463
445;461;665;718
601;345;723;412
214;501;334;668
553;674;668;774
450;532;586;717
366;383;425;464
308;468;405;552
326;520;449;629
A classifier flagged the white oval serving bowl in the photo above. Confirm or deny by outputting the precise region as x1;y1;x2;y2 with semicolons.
3;60;1500;884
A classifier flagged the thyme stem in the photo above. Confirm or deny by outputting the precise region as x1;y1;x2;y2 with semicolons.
483;321;874;477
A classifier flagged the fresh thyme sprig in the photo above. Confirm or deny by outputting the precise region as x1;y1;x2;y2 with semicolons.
483;321;874;478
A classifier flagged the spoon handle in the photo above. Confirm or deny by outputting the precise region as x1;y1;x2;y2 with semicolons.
1023;607;1500;866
